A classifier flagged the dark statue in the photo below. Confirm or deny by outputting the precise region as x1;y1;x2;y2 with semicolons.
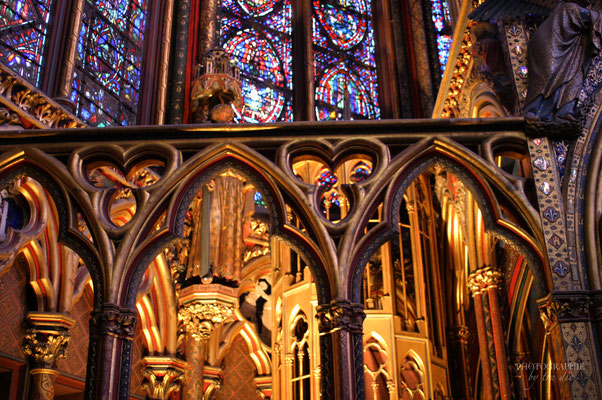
524;0;602;122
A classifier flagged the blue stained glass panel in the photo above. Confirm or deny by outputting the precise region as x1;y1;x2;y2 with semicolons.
0;0;53;85
220;0;293;122
430;0;452;76
74;0;147;126
312;0;380;120
313;0;367;50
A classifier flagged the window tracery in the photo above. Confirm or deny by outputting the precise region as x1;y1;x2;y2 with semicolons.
290;312;311;400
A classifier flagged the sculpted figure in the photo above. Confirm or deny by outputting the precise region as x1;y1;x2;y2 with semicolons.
524;0;602;121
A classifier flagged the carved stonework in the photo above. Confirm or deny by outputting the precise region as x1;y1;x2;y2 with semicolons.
22;313;75;369
0;62;84;129
538;296;566;333
22;330;70;368
316;299;365;334
89;304;137;340
177;284;237;343
468;266;504;294
142;357;185;400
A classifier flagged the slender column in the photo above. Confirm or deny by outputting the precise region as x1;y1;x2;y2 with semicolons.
54;0;85;110
446;325;472;400
469;288;495;400
469;267;512;400
141;357;185;400
22;313;75;400
197;0;221;61
316;299;365;400
85;304;137;400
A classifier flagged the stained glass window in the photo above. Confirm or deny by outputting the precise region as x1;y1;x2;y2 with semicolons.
313;0;380;120
220;0;293;123
431;0;452;76
71;0;148;127
0;0;53;85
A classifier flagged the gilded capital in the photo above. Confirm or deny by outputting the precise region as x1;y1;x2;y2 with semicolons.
142;357;185;400
22;330;70;369
468;267;504;295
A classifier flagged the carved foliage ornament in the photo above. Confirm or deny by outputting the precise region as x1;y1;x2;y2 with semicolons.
178;301;236;342
22;330;70;368
316;299;365;334
89;305;137;340
0;63;84;129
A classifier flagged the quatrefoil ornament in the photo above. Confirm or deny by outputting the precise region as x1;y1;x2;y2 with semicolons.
70;144;180;236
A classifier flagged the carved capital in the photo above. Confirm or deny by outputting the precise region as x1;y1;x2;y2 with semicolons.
142;357;185;400
468;267;504;295
22;330;70;369
89;304;137;340
21;313;75;369
316;299;365;334
177;284;238;342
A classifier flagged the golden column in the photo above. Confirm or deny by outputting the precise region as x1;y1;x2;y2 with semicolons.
21;313;75;400
177;283;237;399
469;267;512;400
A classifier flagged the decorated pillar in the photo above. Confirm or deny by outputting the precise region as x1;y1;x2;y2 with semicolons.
316;299;365;400
197;0;221;61
177;283;237;399
85;304;137;400
469;267;512;400
468;281;495;400
141;357;185;400
21;313;75;400
54;0;85;110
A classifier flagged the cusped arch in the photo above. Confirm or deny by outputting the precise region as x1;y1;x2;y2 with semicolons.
0;148;108;308
344;137;550;302
117;143;337;309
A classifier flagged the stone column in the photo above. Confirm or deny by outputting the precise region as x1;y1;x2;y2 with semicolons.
85;304;137;400
468;281;494;400
22;313;75;400
469;267;512;400
141;357;185;400
197;0;221;61
54;0;84;110
316;299;365;400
